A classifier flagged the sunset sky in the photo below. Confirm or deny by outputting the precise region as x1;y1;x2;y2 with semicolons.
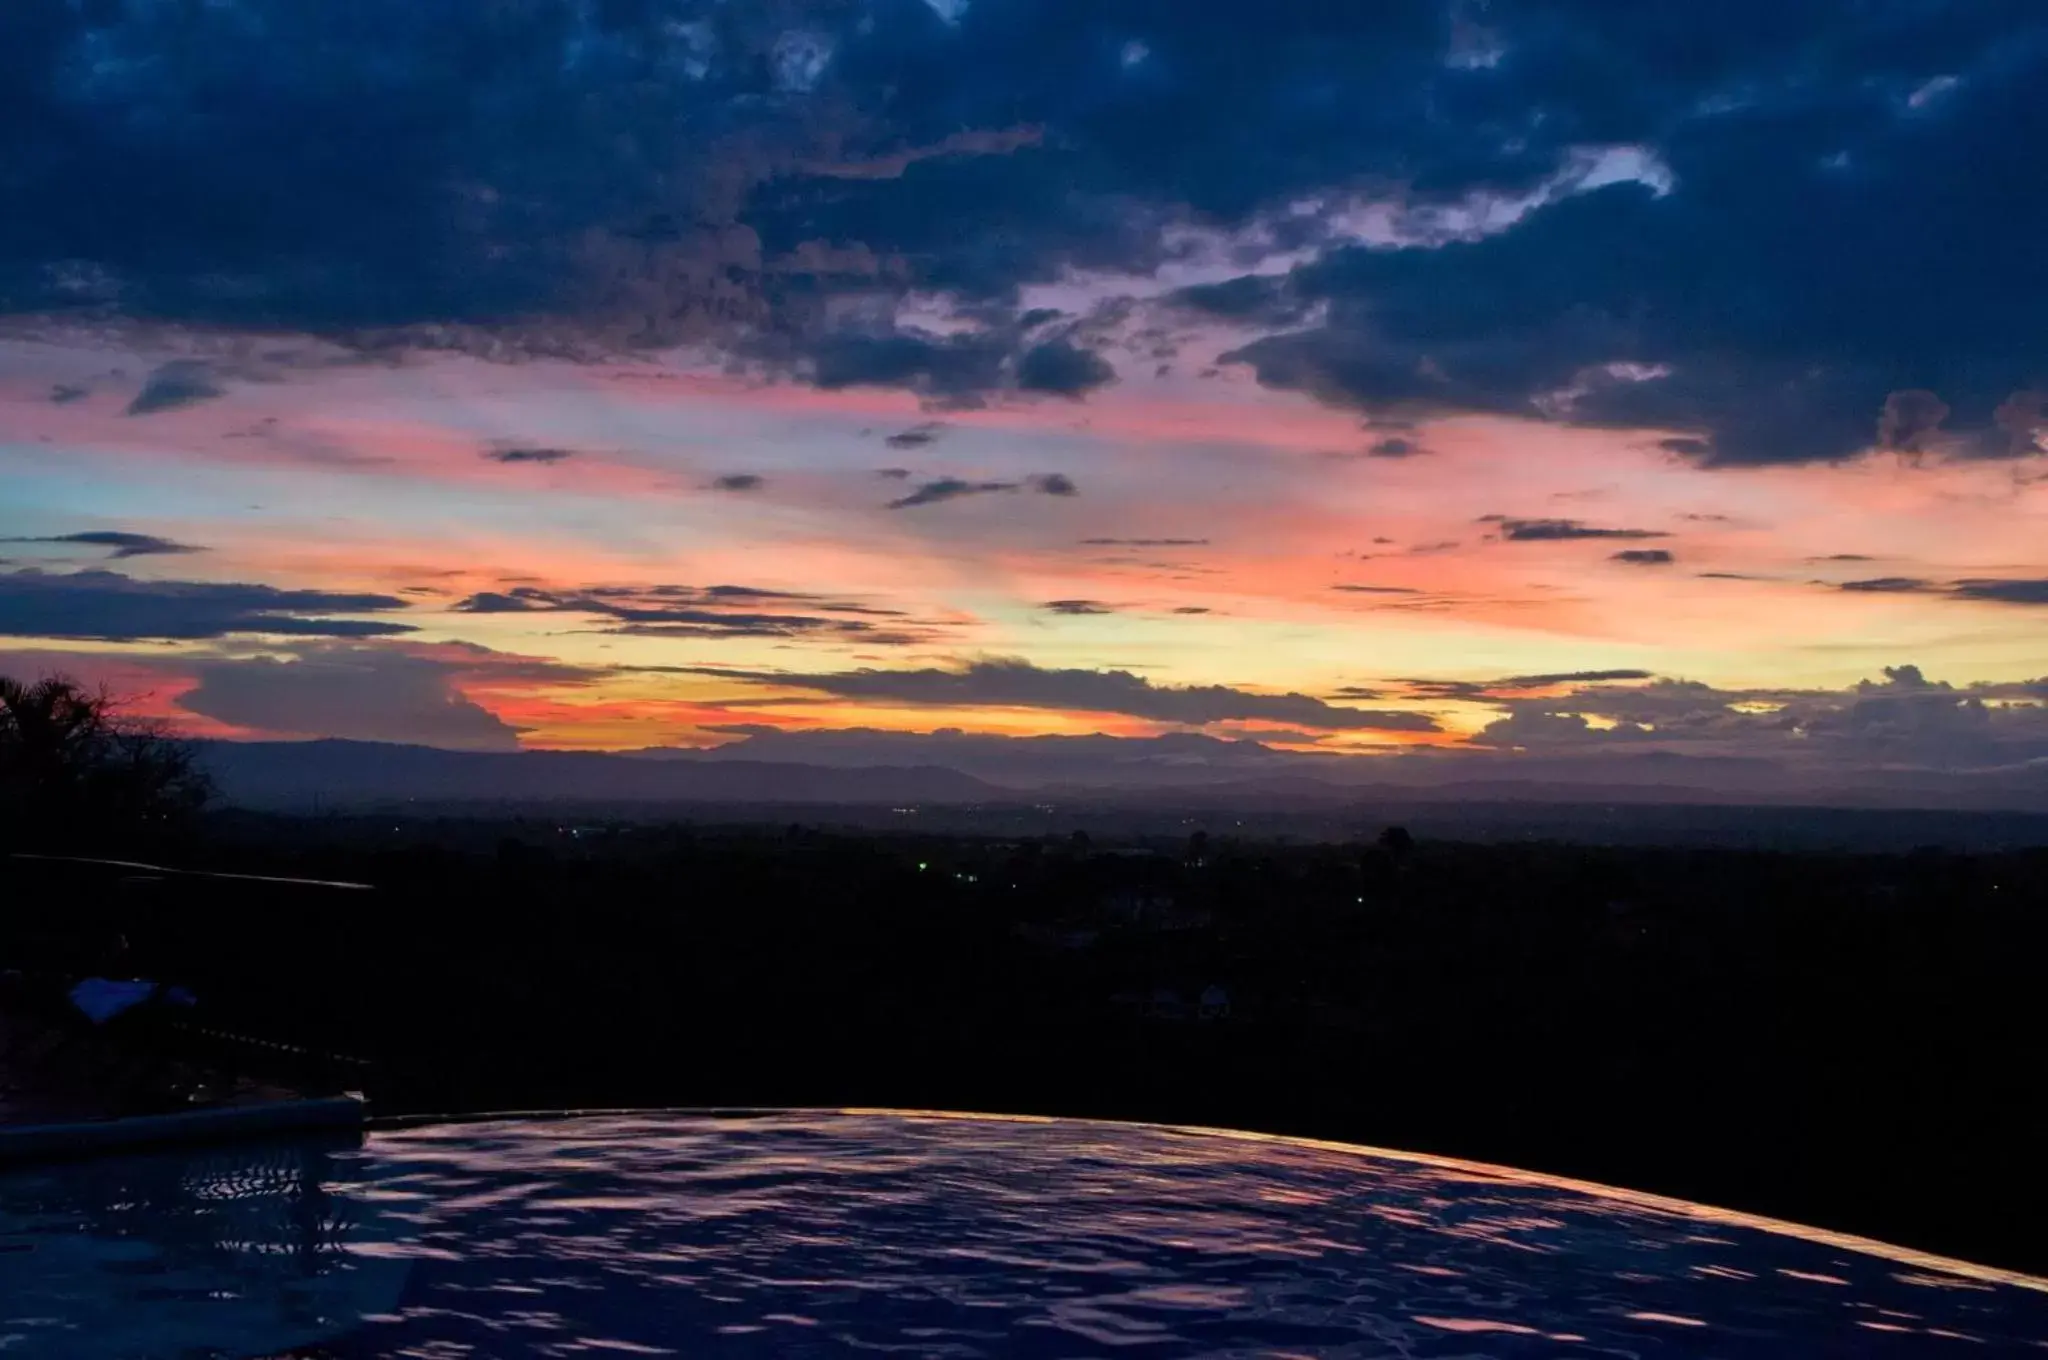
3;1;2045;790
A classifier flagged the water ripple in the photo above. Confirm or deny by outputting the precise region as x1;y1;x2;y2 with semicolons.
2;1111;2045;1357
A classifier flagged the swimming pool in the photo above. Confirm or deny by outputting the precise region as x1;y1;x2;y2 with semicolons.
3;1110;2044;1357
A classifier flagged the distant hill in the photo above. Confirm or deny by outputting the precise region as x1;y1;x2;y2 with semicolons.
195;733;2048;817
198;740;999;809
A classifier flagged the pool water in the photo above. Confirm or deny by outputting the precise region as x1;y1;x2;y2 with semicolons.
2;1111;2044;1357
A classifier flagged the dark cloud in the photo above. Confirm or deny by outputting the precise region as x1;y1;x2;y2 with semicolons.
1988;390;2048;458
1808;575;2048;605
1402;668;1657;700
1840;577;1933;593
1951;578;2048;606
1488;517;1672;542
1043;599;1114;615
1468;665;2048;775
886;477;1015;509
683;667;2048;793
1333;584;1421;595
49;384;89;405
452;591;552;614
1503;670;1656;688
484;446;575;465
180;644;526;751
1877;389;1951;454
1813;553;1876;562
884;423;946;449
1366;436;1425;458
1206;10;2048;466
451;582;938;644
1015;340;1117;397
1082;537;1209;547
875;466;914;479
4;531;204;559
6;3;1461;340
8;0;2045;454
1611;548;1675;565
775;324;1117;407
1030;472;1078;496
125;361;223;415
692;657;1441;733
1168;275;1308;327
0;568;412;641
804;331;1011;403
701;584;815;603
10;3;927;335
710;473;765;492
1172;606;1212;615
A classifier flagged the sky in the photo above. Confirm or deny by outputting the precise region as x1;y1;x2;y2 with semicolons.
2;0;2046;794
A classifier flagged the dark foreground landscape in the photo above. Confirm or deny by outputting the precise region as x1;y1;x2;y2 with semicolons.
6;812;2043;1278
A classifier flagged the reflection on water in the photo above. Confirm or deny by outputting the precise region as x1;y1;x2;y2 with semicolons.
3;1112;2046;1357
0;1136;410;1358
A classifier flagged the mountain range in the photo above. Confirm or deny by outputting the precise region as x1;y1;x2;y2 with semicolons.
197;731;2048;815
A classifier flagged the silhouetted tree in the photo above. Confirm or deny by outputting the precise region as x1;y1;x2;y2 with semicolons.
0;674;211;851
1377;825;1415;862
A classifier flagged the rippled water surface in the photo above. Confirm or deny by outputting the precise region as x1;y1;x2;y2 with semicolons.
3;1112;2046;1357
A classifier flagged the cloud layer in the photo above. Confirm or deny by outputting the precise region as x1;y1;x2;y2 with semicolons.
693;657;1441;733
9;0;2040;454
1469;664;2048;775
4;531;203;559
0;569;411;641
452;582;939;644
180;645;525;751
2;1;2046;803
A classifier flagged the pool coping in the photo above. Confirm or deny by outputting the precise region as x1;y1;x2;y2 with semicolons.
0;1094;366;1165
